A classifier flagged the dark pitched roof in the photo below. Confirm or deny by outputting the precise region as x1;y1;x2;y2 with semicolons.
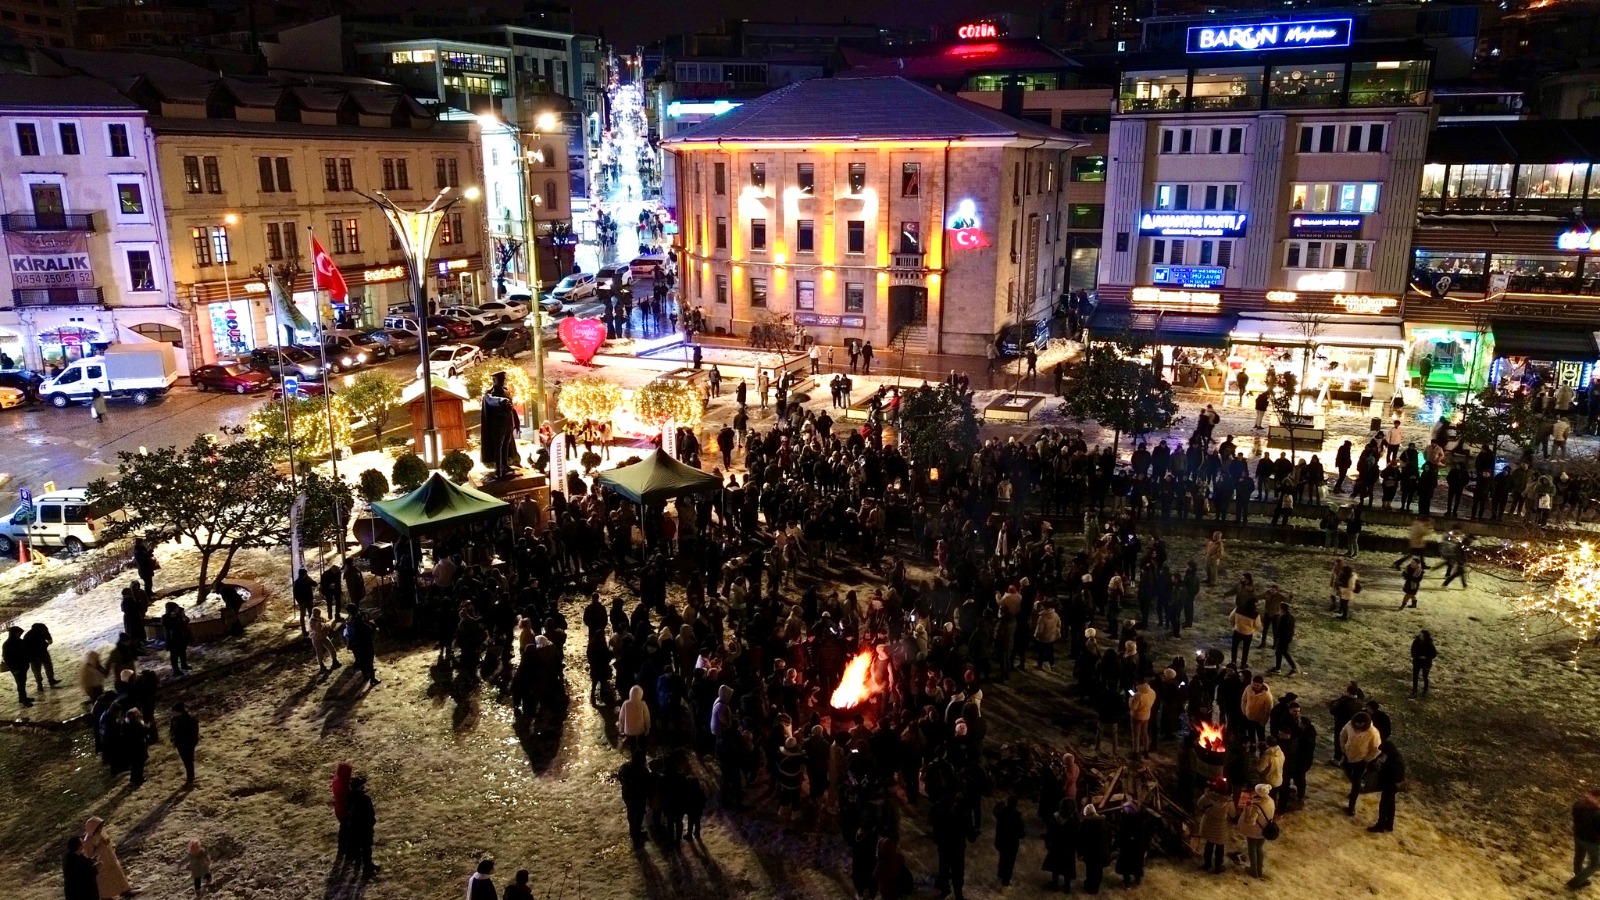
662;75;1079;144
1429;120;1600;164
49;49;218;102
0;75;140;110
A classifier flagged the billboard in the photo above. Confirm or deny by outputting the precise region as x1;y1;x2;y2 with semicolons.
6;232;92;289
1187;18;1353;54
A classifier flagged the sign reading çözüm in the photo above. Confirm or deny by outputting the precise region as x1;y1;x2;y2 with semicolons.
1557;228;1600;251
1152;266;1226;289
1289;214;1363;239
1130;286;1223;310
5;232;92;288
1266;290;1298;303
1138;211;1247;238
1331;293;1398;314
1187;18;1353;54
957;21;1001;39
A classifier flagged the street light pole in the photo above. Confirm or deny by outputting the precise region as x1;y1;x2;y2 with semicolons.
361;187;471;466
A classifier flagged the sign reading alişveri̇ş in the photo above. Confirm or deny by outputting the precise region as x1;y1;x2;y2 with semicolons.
6;232;93;288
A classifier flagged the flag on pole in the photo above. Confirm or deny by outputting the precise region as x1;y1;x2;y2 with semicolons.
267;265;312;334
310;235;348;304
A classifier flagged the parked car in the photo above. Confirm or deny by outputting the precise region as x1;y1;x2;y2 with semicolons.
428;316;476;339
245;346;322;380
383;315;450;344
548;272;596;305
0;369;41;402
418;343;482;379
192;363;272;394
326;328;391;361
0;487;124;555
477;298;530;323
595;264;632;294
439;305;498;330
367;328;420;357
0;386;24;409
478;325;531;358
306;335;369;373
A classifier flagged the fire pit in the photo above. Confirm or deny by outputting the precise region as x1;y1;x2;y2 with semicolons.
1194;720;1227;780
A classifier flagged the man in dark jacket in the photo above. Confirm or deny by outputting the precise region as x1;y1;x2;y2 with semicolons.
161;603;191;675
293;568;316;633
994;794;1025;887
345;606;379;688
1269;604;1298;675
1282;701;1317;806
133;537;158;596
1571;789;1600;889
618;750;654;848
170;701;200;785
344;775;379;877
320;567;344;619
63;835;99;900
2;625;33;707
1368;740;1406;832
23;622;60;690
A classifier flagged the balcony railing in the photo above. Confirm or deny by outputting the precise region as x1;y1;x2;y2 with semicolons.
1;213;97;233
12;287;105;307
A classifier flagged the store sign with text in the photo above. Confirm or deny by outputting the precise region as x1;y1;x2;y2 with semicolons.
957;21;1002;39
1187;18;1353;53
1138;211;1247;238
1557;228;1600;252
1289;214;1362;239
795;312;866;329
1130;286;1223;311
1331;293;1398;314
5;232;92;288
1152;266;1226;289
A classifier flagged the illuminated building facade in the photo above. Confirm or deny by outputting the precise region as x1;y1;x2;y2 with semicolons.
664;75;1083;355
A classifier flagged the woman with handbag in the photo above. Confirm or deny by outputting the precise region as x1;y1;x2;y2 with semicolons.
1235;783;1278;878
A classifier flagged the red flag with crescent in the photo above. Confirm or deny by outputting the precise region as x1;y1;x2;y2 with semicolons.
310;235;349;303
948;226;989;250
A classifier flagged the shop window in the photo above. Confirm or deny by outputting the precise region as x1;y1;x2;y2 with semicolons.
1121;70;1186;112
749;277;767;307
848;162;867;194
1348;60;1429;107
58;123;78;155
797;220;814;253
1268;63;1344;108
845;283;864;312
1445;164;1513;208
1516;163;1588;201
797;163;815;194
846;220;865;254
1191;67;1263;111
131;322;182;346
126;251;156;291
1490;253;1582;294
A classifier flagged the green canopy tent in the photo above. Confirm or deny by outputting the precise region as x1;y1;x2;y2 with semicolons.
371;472;511;536
594;450;722;505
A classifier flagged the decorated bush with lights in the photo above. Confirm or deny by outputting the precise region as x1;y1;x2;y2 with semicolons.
631;378;703;430
557;374;625;426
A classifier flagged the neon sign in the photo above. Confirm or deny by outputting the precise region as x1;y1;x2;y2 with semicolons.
1187;18;1353;54
1332;294;1398;314
946;198;988;250
1138;211;1248;238
1289;214;1363;239
957;22;1000;39
1152;266;1225;289
1131;287;1222;310
666;100;742;119
1557;228;1600;251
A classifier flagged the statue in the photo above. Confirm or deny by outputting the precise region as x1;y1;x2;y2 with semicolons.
480;370;521;479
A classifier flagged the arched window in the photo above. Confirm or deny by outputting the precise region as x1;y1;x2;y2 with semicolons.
131;322;183;347
542;145;555;169
543;180;558;210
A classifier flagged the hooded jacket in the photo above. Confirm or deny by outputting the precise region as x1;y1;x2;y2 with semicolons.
710;685;736;737
618;685;652;737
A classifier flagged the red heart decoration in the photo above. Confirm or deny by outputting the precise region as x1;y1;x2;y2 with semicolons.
558;317;608;365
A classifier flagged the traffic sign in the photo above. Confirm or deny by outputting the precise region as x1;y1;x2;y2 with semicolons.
19;488;30;503
283;376;299;398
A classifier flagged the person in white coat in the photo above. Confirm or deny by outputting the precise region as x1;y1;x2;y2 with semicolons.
1339;711;1383;816
617;684;651;750
81;816;133;899
1257;737;1286;805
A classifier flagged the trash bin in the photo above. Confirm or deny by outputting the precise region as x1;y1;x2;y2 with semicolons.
1370;416;1382;434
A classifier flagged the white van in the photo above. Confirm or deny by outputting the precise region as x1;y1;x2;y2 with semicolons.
0;488;124;554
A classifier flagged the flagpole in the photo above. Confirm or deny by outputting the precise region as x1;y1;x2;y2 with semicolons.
308;226;348;568
267;264;298;490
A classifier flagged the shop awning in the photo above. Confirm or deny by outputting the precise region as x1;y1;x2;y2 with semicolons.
1231;313;1406;350
1491;318;1600;361
1091;310;1237;349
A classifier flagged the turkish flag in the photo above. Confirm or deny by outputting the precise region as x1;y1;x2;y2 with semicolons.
310;235;349;303
948;226;989;250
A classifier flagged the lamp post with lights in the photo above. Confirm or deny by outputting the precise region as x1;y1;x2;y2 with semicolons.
360;186;478;466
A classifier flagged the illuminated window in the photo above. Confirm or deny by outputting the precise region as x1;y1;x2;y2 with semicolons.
116;183;143;215
391;49;437;64
750;277;768;307
845;283;864;312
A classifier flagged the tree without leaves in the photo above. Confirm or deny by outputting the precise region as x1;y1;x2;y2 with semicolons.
1057;337;1180;447
897;382;980;472
87;427;299;602
340;371;404;446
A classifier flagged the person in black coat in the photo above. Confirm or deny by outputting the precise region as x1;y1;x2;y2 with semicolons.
931;795;969;900
3;625;34;706
122;709;150;787
1269;604;1298;675
1078;805;1110;894
1369;740;1406;832
161;603;191;675
994;794;1025;887
1114;801;1154;886
1366;700;1393;742
618;750;653;848
319;567;343;619
170;702;199;785
23;622;60;690
1411;629;1437;697
292;568;316;633
343;776;378;877
1043;799;1078;890
62;835;99;900
345;606;379;688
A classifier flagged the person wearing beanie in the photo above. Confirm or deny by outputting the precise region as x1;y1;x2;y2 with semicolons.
466;858;495;900
1236;783;1277;877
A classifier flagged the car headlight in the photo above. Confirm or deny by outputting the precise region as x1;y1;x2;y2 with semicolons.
356;352;369;363
300;365;319;377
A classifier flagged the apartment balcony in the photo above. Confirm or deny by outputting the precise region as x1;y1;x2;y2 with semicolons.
1;213;97;233
12;287;105;307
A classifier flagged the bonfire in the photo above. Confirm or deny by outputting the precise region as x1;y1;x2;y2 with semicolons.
830;650;879;710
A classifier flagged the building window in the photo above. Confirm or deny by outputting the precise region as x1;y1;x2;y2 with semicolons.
258;156;291;192
845;283;864;313
1299;124;1338;153
183;156;203;193
1151;239;1166;264
902;162;921;197
58;123;78;155
15;123;38;156
899;221;920;254
1284;239;1372;269
846;220;865;254
131;322;181;346
1068;204;1104;230
750;219;767;250
750;277;768;307
1071;156;1107;182
203;156;222;193
116;183;143;215
211;226;231;264
713;162;726;195
324;158;340;192
848;162;867;194
715;217;727;249
797;220;815;253
435;157;459;189
126;251;155;291
265;222;298;260
107;123;130;157
329;220;345;254
265;223;282;260
344;218;361;253
797;163;814;194
796;279;815;310
1348;123;1386;152
750;162;765;189
715;274;728;304
440;212;464;245
338;158;353;191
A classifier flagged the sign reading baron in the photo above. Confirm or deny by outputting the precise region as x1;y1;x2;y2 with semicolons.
1187;18;1354;54
6;232;93;289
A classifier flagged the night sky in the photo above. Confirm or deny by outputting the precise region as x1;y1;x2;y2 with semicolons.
572;0;1038;48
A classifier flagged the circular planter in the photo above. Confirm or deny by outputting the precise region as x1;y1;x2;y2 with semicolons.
141;578;268;643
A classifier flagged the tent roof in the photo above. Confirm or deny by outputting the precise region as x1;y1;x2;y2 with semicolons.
594;450;722;504
370;472;509;535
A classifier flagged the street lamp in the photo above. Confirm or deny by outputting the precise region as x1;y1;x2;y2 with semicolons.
361;187;471;466
477;112;554;428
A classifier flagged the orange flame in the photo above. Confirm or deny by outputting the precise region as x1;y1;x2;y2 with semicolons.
1197;721;1226;752
830;650;878;710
